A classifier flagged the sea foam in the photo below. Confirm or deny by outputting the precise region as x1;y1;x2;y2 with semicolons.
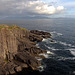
37;64;46;72
69;48;75;56
58;41;75;47
36;44;40;48
42;38;47;42
35;57;42;61
39;53;49;58
50;31;63;36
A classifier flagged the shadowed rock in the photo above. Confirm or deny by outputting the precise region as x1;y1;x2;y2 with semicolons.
30;30;51;38
0;25;50;74
30;30;51;35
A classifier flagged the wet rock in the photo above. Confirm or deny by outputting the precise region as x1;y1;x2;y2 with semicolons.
24;47;47;55
30;30;51;39
29;33;43;42
41;35;52;39
14;51;42;71
0;25;50;74
30;30;51;36
14;60;28;68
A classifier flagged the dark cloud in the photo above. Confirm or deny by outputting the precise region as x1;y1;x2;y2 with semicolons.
0;0;64;19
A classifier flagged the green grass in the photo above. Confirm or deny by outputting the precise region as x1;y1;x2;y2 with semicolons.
21;27;27;30
0;25;7;29
8;25;17;30
0;25;28;31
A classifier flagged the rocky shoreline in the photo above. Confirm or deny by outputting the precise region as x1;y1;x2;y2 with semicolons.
0;25;51;75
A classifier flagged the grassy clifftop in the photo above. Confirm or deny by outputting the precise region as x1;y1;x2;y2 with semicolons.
0;25;27;30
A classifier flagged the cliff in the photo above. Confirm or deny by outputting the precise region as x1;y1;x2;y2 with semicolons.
0;25;51;74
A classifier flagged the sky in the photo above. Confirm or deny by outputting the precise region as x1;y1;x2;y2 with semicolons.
0;0;75;19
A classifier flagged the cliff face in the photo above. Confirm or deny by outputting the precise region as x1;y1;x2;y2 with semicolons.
0;25;29;60
0;25;51;74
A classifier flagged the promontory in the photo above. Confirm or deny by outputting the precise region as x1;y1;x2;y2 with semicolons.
0;25;51;75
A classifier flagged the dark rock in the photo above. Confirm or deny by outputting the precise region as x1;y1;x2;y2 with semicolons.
14;60;28;68
14;52;41;70
24;47;46;54
30;30;51;39
41;35;52;38
0;25;50;74
29;33;43;42
30;30;51;36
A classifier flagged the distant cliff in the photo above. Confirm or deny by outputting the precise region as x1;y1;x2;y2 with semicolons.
0;25;51;74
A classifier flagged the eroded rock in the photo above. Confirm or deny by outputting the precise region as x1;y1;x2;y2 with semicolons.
0;25;50;74
30;30;51;36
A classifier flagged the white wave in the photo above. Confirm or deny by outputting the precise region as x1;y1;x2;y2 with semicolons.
39;53;49;58
47;46;51;49
37;66;44;72
35;57;42;61
50;31;63;36
57;33;63;36
73;71;75;74
38;30;48;32
50;31;56;37
50;48;59;51
47;51;51;54
39;50;53;58
37;64;46;72
42;38;47;42
47;51;53;54
59;41;75;47
45;45;59;51
36;44;40;48
70;51;75;56
42;38;51;44
57;56;75;61
68;48;75;56
50;31;56;34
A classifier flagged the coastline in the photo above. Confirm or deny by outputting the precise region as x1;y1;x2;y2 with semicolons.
0;25;52;75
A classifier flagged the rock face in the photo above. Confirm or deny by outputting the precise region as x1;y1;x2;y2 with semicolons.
0;25;51;75
30;30;51;38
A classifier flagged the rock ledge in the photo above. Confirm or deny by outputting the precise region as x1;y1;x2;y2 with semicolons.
0;25;51;74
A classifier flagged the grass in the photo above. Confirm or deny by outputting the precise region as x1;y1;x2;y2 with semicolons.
8;25;18;30
21;27;28;30
0;25;28;31
0;25;7;29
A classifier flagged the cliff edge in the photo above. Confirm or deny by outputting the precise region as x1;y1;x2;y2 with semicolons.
0;25;51;74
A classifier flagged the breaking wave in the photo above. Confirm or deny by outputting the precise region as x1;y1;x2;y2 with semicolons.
36;44;40;48
50;31;63;37
67;48;75;56
58;41;75;47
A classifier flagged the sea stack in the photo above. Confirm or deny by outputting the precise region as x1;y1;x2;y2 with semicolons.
0;25;51;74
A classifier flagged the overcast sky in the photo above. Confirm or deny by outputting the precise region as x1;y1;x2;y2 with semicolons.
0;0;75;19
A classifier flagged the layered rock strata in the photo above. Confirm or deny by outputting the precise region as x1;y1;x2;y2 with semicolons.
0;25;51;74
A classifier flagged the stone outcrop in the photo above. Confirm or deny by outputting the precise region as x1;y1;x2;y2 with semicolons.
30;30;51;35
30;30;51;38
0;25;51;75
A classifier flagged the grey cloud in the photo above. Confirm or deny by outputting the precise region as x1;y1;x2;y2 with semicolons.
0;0;65;19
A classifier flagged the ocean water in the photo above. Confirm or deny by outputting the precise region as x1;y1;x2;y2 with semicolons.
0;18;75;75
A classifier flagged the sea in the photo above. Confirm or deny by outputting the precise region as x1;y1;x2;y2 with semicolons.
0;18;75;75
